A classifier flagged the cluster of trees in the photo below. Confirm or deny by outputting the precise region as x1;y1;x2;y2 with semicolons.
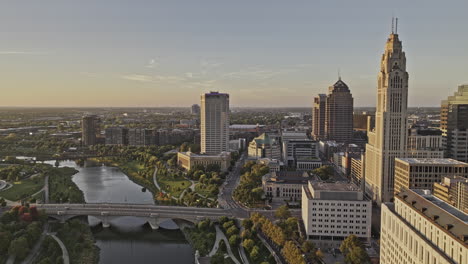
187;165;223;198
312;165;334;181
251;213;286;247
210;240;235;264
249;207;324;264
233;162;269;207
230;111;286;125
57;219;99;264
89;145;174;160
179;142;201;153
0;132;77;158
48;166;83;203
0;205;45;262
240;218;275;264
0;164;39;181
185;219;216;256
34;236;63;264
340;235;371;264
180;189;218;208
219;216;240;249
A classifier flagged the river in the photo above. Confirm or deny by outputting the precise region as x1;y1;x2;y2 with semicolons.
52;160;194;264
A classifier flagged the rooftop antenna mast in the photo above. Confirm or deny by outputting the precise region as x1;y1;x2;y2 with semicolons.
395;17;398;34
391;17;394;33
338;68;341;80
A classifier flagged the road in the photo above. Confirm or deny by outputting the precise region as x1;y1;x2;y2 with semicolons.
218;153;250;218
36;203;231;221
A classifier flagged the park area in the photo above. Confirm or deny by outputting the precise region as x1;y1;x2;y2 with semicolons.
0;175;44;201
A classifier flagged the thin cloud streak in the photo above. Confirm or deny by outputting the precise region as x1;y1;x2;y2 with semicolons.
0;51;46;55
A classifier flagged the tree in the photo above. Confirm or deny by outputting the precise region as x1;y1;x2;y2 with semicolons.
316;249;324;259
340;235;370;264
312;165;334;181
223;220;234;230
241;219;253;230
346;246;370;264
226;225;239;237
250;246;260;261
275;205;291;220
281;241;305;264
0;232;12;254
241;229;252;239
301;241;315;254
8;236;30;260
228;235;239;247
242;239;255;251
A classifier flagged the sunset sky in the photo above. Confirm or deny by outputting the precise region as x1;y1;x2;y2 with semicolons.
1;0;467;107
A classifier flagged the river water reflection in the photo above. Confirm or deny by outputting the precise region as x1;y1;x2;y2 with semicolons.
52;160;194;264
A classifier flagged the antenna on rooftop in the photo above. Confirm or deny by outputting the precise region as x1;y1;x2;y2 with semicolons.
395;17;398;34
391;17;394;34
338;68;341;81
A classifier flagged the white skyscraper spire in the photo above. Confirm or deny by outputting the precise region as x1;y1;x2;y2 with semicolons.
365;19;409;204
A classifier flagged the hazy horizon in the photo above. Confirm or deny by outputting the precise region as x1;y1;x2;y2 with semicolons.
1;1;467;107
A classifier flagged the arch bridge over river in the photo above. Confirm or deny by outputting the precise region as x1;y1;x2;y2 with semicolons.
36;203;232;229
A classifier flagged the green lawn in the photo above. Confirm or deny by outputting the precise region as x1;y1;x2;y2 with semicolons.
159;178;190;197
0;175;44;201
194;183;215;198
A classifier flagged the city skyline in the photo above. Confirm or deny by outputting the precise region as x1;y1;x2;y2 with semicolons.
1;1;467;107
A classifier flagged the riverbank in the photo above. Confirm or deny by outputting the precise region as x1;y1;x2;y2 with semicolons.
48;166;83;203
87;157;161;198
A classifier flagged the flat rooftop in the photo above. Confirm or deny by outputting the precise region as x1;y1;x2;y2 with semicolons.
396;189;468;244
230;124;265;129
413;189;468;223
311;182;361;192
397;158;468;166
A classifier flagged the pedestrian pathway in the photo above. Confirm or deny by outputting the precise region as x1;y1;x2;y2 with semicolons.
238;226;250;264
50;234;70;264
208;225;241;264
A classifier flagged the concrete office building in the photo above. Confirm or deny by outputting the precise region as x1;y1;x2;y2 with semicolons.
257;158;282;172
394;158;468;195
128;128;155;146
380;189;467;264
441;84;468;162
191;104;200;115
312;94;327;140
434;176;468;213
365;25;409;204
351;154;366;190
282;138;320;170
302;181;372;248
282;131;309;141
201;92;229;155
408;127;443;150
407;127;444;159
81;115;101;146
105;127;128;145
353;112;375;131
262;171;310;202
229;138;246;151
248;133;281;160
325;79;354;143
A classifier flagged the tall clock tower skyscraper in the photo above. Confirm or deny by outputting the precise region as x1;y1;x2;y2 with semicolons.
365;19;409;204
